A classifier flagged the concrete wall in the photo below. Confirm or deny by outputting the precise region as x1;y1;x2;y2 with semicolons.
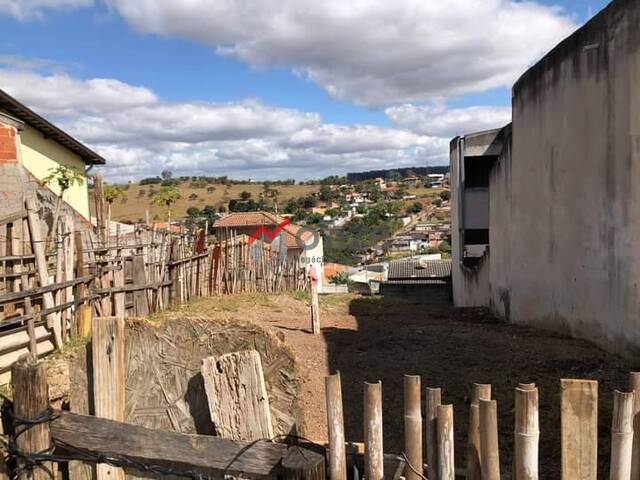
451;0;640;357
19;125;90;219
504;0;640;356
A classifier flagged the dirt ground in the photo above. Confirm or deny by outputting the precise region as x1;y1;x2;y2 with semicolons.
170;292;635;478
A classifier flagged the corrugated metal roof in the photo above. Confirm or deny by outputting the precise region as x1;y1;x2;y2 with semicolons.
0;89;105;165
388;259;451;280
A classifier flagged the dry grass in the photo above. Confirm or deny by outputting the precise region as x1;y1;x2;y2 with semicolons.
97;183;320;222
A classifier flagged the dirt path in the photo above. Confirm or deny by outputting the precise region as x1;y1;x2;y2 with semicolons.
182;293;635;478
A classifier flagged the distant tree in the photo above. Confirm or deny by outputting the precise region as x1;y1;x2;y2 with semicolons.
240;191;252;200
139;176;162;185
408;202;423;214
161;169;173;181
186;206;201;217
206;186;216;193
152;186;181;225
188;193;198;201
438;241;451;254
440;190;451;201
104;185;127;229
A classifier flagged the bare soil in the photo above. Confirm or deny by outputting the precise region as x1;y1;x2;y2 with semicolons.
160;293;635;477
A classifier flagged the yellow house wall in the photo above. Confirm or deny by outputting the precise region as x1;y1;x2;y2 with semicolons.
18;125;90;219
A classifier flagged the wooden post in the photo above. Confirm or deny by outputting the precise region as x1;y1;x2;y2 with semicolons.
467;383;491;480
92;317;125;480
629;372;640;479
113;262;125;319
404;375;422;480
436;404;455;480
11;355;53;480
26;197;62;349
325;373;346;480
310;281;320;335
561;379;598;480
610;390;634;480
364;381;383;480
479;399;500;480
132;255;149;316
425;387;441;480
74;232;91;337
281;445;326;480
514;387;539;480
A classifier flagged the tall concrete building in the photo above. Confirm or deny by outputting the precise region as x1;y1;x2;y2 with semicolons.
450;0;640;357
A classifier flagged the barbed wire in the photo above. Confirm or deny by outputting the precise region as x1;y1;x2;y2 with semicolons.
0;398;327;480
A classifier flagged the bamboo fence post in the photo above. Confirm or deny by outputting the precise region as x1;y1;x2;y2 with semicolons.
11;355;54;480
437;404;455;480
26;197;62;349
561;379;598;480
325;373;346;480
425;387;441;480
629;372;640;479
479;399;500;480
610;390;634;480
54;219;65;341
92;317;125;480
404;375;422;480
74;231;91;337
63;217;75;337
364;381;383;480
467;383;491;480
514;387;539;480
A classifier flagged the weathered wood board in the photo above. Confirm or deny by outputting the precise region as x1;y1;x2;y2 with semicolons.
201;350;274;441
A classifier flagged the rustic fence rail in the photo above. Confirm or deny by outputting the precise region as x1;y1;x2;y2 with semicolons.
0;198;308;384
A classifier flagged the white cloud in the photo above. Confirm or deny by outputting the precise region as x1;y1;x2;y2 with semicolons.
0;67;452;181
0;0;92;20
107;0;576;106
386;104;512;138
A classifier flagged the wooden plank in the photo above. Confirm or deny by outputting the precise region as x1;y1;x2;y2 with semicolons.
92;316;125;480
50;410;287;479
25;197;62;349
201;350;274;441
132;255;149;316
560;379;598;480
11;356;53;480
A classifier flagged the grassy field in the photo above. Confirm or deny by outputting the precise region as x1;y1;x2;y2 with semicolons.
99;183;320;222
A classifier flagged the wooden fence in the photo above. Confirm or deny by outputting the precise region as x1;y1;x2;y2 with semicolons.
0;198;308;383
6;356;640;480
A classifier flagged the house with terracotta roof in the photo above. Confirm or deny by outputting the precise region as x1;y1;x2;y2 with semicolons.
0;89;105;232
214;211;325;291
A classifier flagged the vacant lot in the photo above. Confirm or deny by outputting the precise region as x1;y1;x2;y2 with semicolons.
96;183;320;222
168;292;633;478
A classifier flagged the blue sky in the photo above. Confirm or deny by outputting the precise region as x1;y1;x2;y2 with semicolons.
0;0;610;180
